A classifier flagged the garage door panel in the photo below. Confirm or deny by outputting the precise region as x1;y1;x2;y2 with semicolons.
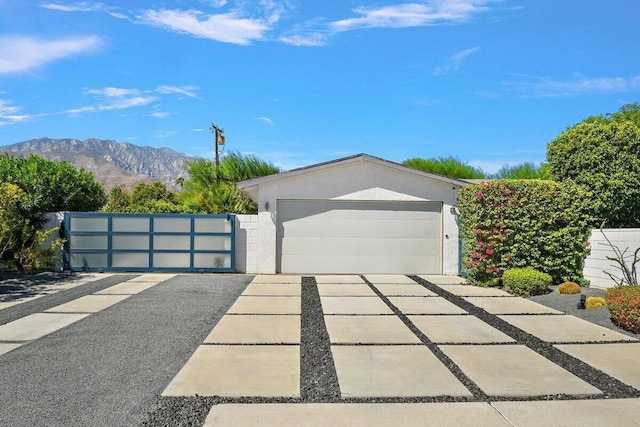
277;200;442;274
281;236;441;257
282;219;440;239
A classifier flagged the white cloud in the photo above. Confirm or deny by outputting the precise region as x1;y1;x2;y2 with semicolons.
259;116;276;126
0;35;102;74
331;1;495;32
141;9;271;45
154;130;178;139
433;47;480;75
502;74;640;98
0;99;32;126
39;2;104;12
156;85;199;98
85;87;140;97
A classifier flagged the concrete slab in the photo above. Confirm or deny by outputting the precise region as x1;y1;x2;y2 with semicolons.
204;402;513;427
492;398;640;427
314;275;364;284
388;296;467;315
126;273;175;282
317;284;377;297
242;283;301;296
365;275;416;284
556;343;640;389
499;315;637;343
204;315;300;344
372;284;437;297
464;297;563;314
45;294;131;313
0;343;22;356
324;315;421;344
0;294;46;310
94;281;159;295
437;284;512;297
320;296;393;315
409;315;516;344
0;312;89;341
162;345;300;397
251;275;301;284
419;275;466;285
440;344;602;397
227;296;301;315
331;345;472;398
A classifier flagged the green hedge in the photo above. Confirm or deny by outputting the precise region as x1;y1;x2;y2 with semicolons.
458;180;593;286
502;268;551;297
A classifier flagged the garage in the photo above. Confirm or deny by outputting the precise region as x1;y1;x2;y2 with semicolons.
277;200;441;274
237;153;467;275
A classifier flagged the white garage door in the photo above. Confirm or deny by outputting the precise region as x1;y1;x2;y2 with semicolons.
277;200;442;274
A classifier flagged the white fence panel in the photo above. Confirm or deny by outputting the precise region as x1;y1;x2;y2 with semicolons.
584;229;640;289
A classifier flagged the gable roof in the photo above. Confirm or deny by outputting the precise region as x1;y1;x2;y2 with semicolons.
237;153;470;198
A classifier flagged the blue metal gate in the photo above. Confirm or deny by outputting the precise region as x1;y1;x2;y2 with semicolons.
63;212;235;272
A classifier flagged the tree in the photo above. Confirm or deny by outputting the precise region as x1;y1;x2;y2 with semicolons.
402;156;486;179
492;162;549;179
103;182;183;213
547;105;640;228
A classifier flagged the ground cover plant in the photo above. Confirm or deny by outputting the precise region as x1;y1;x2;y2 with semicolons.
605;285;640;333
558;281;581;294
458;180;594;287
502;268;551;297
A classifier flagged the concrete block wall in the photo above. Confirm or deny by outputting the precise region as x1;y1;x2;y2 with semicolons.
584;228;640;289
235;215;259;273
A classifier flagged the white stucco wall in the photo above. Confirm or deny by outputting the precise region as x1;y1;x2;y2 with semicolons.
251;159;463;274
584;228;640;289
235;214;259;273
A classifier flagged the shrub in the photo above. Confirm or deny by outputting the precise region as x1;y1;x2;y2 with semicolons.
605;285;640;333
585;297;606;310
558;281;581;294
458;180;594;286
502;268;552;297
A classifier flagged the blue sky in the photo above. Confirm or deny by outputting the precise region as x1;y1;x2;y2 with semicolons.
1;0;639;173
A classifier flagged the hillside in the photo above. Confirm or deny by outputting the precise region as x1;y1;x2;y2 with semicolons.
0;138;192;191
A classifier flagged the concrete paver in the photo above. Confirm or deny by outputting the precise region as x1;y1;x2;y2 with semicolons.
241;283;301;296
365;275;416;284
436;284;513;297
227;296;301;314
315;275;364;284
162;345;300;397
440;344;602;396
320;296;393;315
0;342;22;356
331;345;473;398
324;315;422;344
250;275;301;284
124;273;175;282
492;398;640;427
0;312;89;341
204;402;513;427
204;315;300;344
317;284;377;296
419;275;466;285
44;294;131;313
94;281;160;295
556;343;640;389
464;296;563;314
409;315;516;344
499;314;637;343
372;284;437;297
388;296;468;314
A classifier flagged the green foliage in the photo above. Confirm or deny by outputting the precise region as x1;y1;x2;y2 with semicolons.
0;183;30;263
458;180;594;286
181;152;281;214
402;156;486;179
585;296;606;310
599;229;639;286
502;268;551;297
558;281;581;294
15;228;65;275
103;182;184;213
492;162;550;180
605;285;640;333
547;105;640;227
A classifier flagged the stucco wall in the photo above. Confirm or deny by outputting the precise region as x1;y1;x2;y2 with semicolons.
584;228;640;289
235;214;259;273
252;160;462;274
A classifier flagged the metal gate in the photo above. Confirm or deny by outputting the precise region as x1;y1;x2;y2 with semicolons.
63;212;235;272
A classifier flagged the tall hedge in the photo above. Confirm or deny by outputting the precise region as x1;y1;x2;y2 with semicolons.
458;180;594;285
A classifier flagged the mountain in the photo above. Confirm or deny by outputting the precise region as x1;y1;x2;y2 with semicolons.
0;138;192;191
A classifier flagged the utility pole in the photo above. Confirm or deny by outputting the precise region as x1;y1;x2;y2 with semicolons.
211;123;225;182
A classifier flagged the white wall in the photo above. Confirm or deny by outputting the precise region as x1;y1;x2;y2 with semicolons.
584;229;640;289
235;215;259;273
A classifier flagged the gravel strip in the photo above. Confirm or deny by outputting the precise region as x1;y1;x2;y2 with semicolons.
410;276;640;400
